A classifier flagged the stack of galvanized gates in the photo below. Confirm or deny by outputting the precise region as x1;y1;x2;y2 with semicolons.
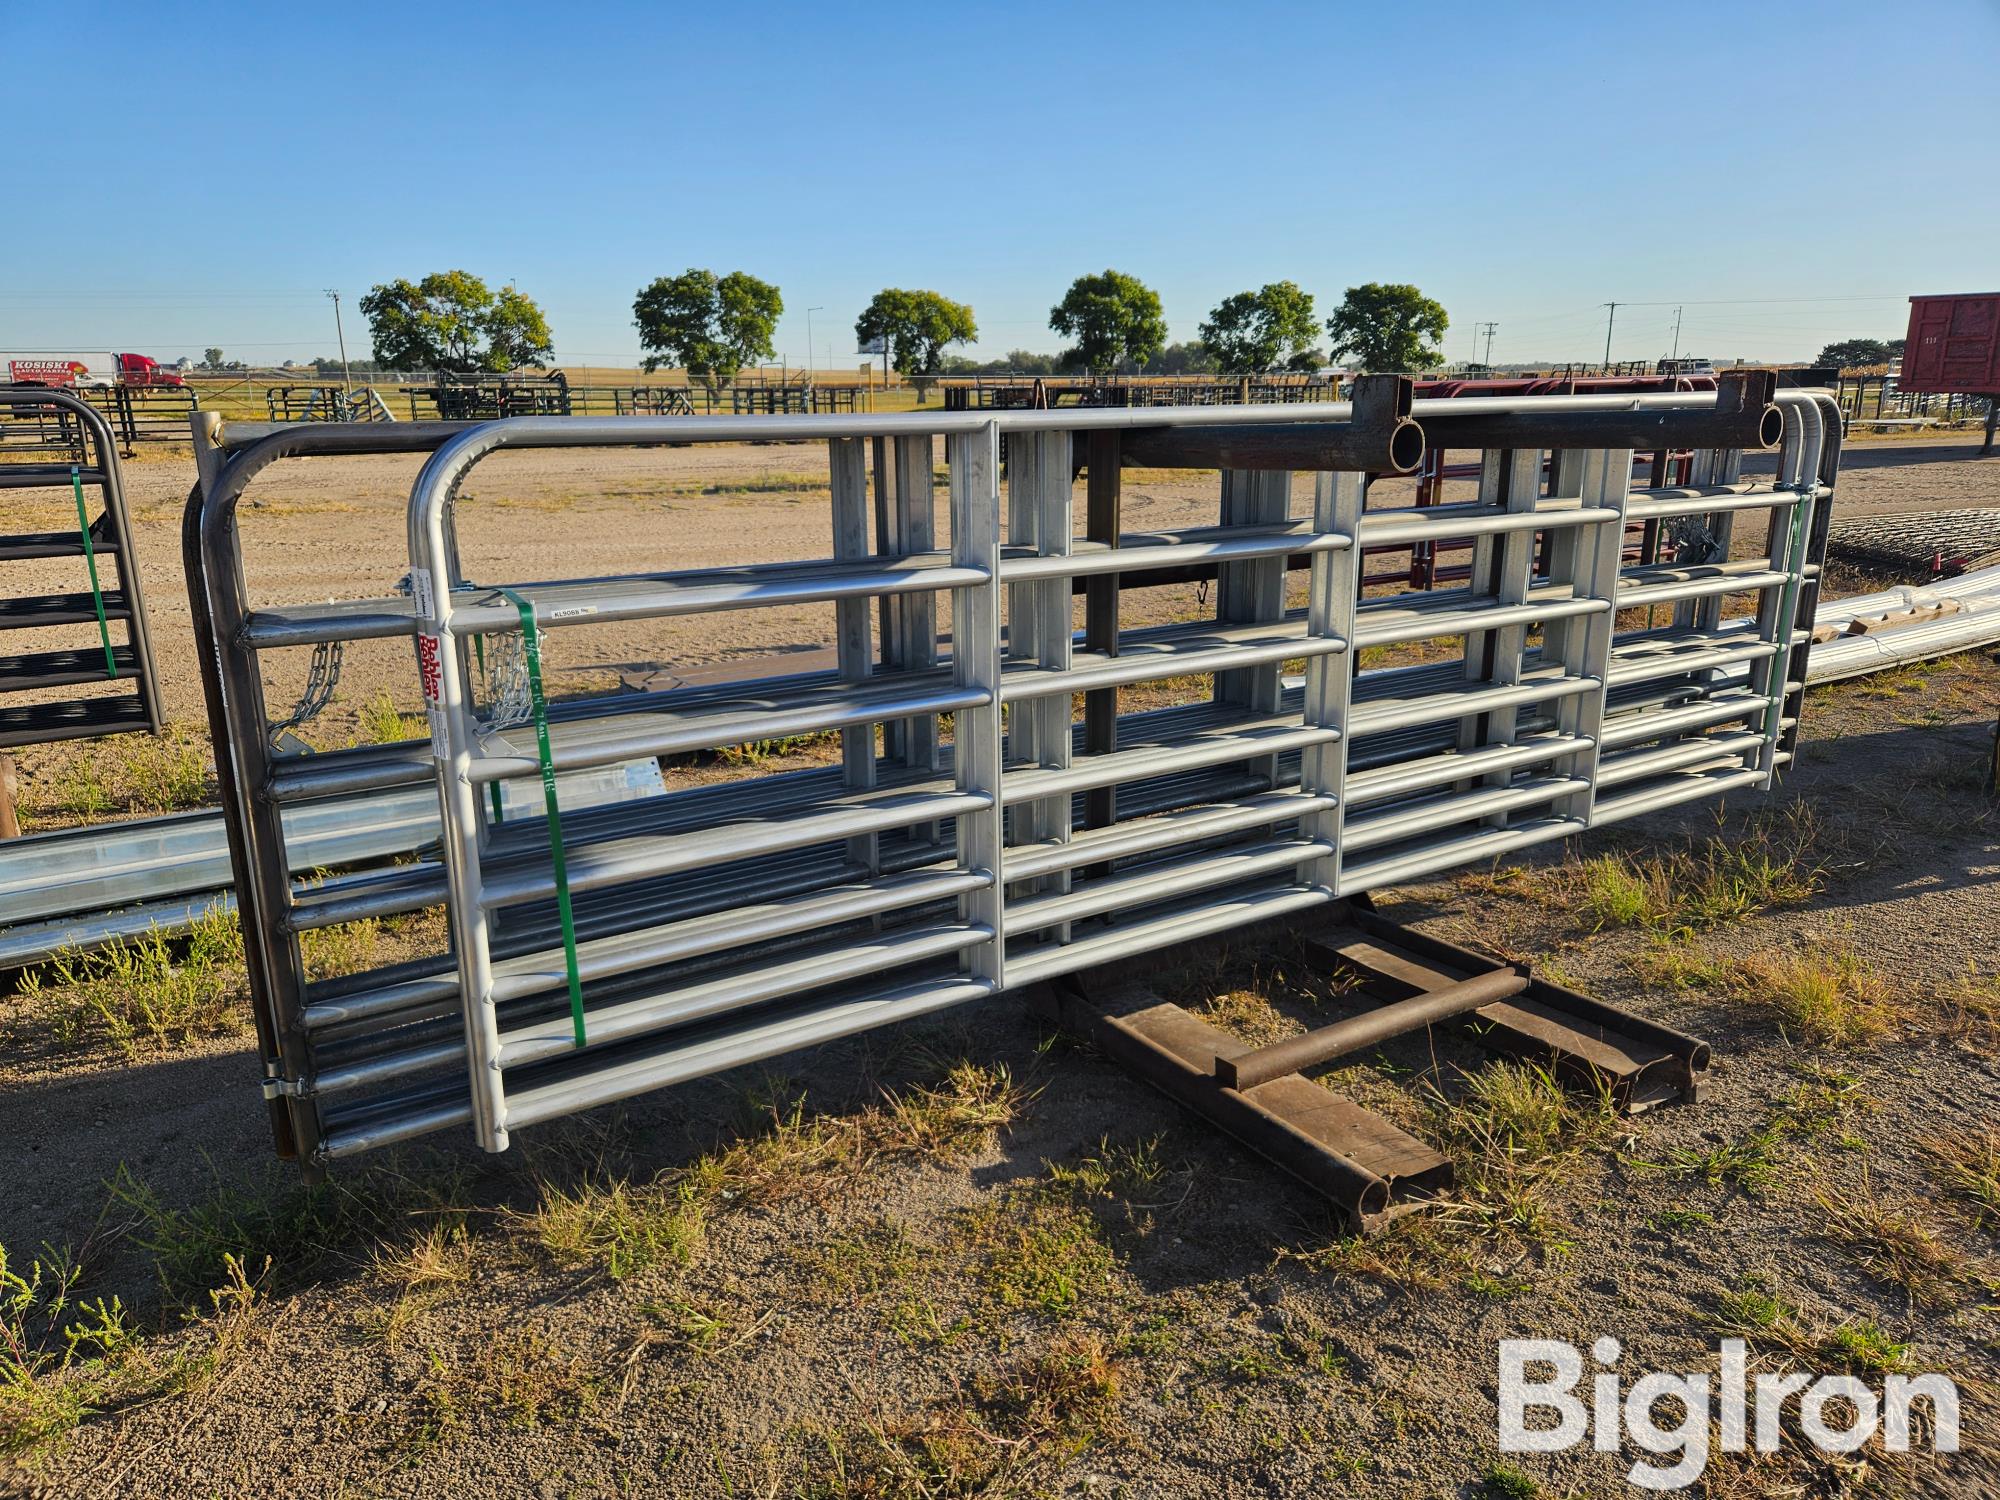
188;378;1838;1198
0;388;164;749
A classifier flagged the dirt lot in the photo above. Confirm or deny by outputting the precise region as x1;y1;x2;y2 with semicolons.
1;431;1998;1497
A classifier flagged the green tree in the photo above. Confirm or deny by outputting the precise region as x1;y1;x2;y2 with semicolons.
1324;283;1449;372
358;271;554;373
202;347;224;370
1049;270;1168;374
1151;341;1221;375
1199;281;1319;372
855;289;977;378
633;269;783;395
1815;337;1898;369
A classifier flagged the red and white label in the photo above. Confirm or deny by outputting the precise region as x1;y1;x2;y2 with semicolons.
416;632;444;704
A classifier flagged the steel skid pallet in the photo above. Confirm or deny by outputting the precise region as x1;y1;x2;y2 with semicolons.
0;387;164;749
1030;895;1708;1230
186;378;1839;1178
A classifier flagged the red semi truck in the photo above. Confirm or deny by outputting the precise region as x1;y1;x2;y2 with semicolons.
0;351;185;389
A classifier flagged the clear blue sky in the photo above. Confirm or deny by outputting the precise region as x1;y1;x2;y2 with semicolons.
4;2;1995;369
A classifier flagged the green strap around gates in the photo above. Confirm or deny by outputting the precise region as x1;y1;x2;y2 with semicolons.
70;467;118;678
498;587;586;1049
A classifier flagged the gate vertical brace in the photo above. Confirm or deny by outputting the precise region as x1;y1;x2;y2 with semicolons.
1477;448;1548;825
952;422;1006;984
1757;399;1822;784
1082;432;1122;871
1215;466;1292;793
895;434;941;775
415;501;511;1153
1006;430;1075;937
871;435;902;761
1566;449;1632;823
1306;470;1364;894
830;437;880;876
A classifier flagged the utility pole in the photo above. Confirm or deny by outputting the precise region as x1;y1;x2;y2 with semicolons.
1476;321;1498;367
806;306;824;381
1601;302;1618;373
326;289;352;394
1668;305;1684;373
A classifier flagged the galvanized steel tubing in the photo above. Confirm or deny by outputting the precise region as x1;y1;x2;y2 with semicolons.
188;379;1831;1169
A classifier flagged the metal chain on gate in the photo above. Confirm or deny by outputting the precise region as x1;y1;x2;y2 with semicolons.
269;639;344;741
481;626;535;728
1665;516;1722;564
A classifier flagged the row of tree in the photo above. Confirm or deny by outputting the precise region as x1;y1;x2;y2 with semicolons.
1816;337;1905;370
348;268;1454;390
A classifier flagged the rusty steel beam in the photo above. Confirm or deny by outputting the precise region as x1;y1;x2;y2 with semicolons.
1216;966;1529;1090
1421;370;1782;455
1117;373;1423;475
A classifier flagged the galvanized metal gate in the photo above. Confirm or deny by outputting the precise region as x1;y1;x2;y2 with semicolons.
0;387;164;748
188;380;1838;1172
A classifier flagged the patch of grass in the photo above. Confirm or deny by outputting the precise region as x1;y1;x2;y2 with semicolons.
1198;986;1299;1045
1736;948;1896;1046
1636;939;1899;1048
20;908;246;1056
1629;936;1736;993
299;917;381;981
879;1060;1025;1162
112;1160;464;1308
1630;1123;1785;1193
1285;1215;1464;1289
637;1295;775;1359
404;1331;602;1446
689;1061;1026;1209
1651;1207;1718;1233
1428;1062;1613;1237
1546;802;1831;938
815;1220;927;1296
1043;1135;1171;1207
1710;1280;1912;1375
530;1177;705;1281
1815;1177;1978;1309
1477;1463;1543;1499
1777;1067;1876;1139
22;724;216;825
805;1331;1123;1497
358;690;426;743
0;1242;110;1455
977;1197;1117;1317
1938;969;2000;1053
1920;1128;2000;1230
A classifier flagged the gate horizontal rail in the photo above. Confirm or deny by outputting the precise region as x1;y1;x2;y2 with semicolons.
187;378;1837;1171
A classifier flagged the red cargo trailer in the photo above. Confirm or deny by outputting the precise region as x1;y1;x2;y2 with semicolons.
1903;293;2000;452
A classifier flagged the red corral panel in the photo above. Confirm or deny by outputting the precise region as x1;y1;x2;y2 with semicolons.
1903;293;2000;395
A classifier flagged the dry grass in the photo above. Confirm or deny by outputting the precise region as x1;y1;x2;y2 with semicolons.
14;721;214;828
805;1330;1124;1497
1736;948;1898;1046
1709;1280;1913;1376
1921;1127;2000;1230
1635;938;1901;1046
1814;1174;1988;1310
1531;802;1833;938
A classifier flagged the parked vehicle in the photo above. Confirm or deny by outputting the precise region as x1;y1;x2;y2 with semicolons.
0;351;186;389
